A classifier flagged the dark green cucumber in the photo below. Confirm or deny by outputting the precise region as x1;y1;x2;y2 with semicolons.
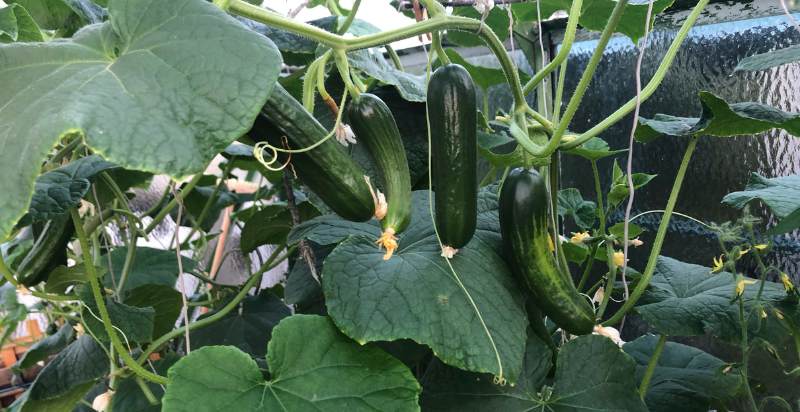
499;168;595;335
17;215;73;286
259;84;374;222
348;93;412;259
427;64;477;253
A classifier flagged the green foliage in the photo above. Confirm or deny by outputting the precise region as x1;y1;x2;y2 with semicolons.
736;45;800;72
28;155;117;221
101;246;196;293
624;335;743;412
162;315;421;411
0;3;44;42
557;188;596;229
637;91;800;142
0;0;282;240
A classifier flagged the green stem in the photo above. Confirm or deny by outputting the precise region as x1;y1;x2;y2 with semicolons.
135;376;160;406
45;136;82;169
385;45;404;71
70;209;168;384
144;172;205;234
336;0;361;34
551;0;629;151
431;31;451;65
552;59;568;124
115;233;137;296
739;298;759;412
638;334;667;399
578;160;607;291
226;0;528;111
521;0;582;97
183;160;235;243
603;137;698;326
596;242;617;319
136;244;289;364
563;0;710;150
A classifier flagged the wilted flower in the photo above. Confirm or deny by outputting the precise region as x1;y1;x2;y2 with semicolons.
781;272;794;292
629;238;644;247
593;325;624;347
735;276;757;296
92;390;113;411
474;0;494;15
335;123;357;146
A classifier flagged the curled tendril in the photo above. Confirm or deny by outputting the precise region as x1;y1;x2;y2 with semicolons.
253;87;351;172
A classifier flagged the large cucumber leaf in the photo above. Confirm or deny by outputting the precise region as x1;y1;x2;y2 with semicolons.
293;188;528;383
0;0;282;240
162;315;421;412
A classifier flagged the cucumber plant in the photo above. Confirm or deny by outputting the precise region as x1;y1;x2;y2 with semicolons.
0;0;798;410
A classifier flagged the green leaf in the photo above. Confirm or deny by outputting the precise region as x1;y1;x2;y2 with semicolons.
82;290;155;343
511;0;675;43
767;206;800;235
635;256;791;341
477;129;551;168
636;91;800;142
562;240;589;264
318;189;527;382
14;324;75;370
448;7;509;47
28;155;117;222
102;246;196;293
240;203;319;253
0;283;28;342
8;0;80;32
123;284;182;338
624;335;743;412
563;136;626;161
438;49;531;91
608;166;656;208
162;315;421;412
722;173;800;218
44;263;101;294
111;354;178;412
608;222;644;239
735;45;800;72
0;3;44;42
180;182;239;231
10;381;95;412
190;291;291;358
421;331;553;411
557;188;596;229
0;0;282;240
542;335;647;411
285;256;323;308
27;335;108;401
348;48;426;102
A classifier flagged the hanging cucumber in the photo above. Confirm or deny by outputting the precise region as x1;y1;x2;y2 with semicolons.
347;93;412;260
499;168;595;335
427;64;477;258
17;215;73;286
258;84;374;222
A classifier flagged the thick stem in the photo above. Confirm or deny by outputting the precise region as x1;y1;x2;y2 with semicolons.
638;334;667;399
336;0;361;34
563;0;710;150
521;0;582;96
70;209;168;384
551;0;629;149
603;137;698;326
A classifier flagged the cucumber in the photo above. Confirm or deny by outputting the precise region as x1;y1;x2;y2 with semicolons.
427;64;477;257
347;93;412;260
258;84;374;222
17;215;73;286
499;168;595;335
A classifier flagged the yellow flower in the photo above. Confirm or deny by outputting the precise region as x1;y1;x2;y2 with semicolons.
774;309;785;320
760;308;768;319
754;244;768;251
735;277;757;296
781;272;794;292
737;247;751;258
711;255;725;274
613;251;625;267
548;235;555;252
570;231;591;245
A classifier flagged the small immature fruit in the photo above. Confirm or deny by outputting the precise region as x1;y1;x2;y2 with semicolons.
258;84;374;222
499;168;595;335
427;64;478;256
348;93;412;260
17;215;73;286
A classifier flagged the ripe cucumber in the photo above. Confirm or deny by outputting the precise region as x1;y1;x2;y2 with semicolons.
259;84;374;222
427;64;477;256
499;168;595;335
17;215;73;286
347;93;412;259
